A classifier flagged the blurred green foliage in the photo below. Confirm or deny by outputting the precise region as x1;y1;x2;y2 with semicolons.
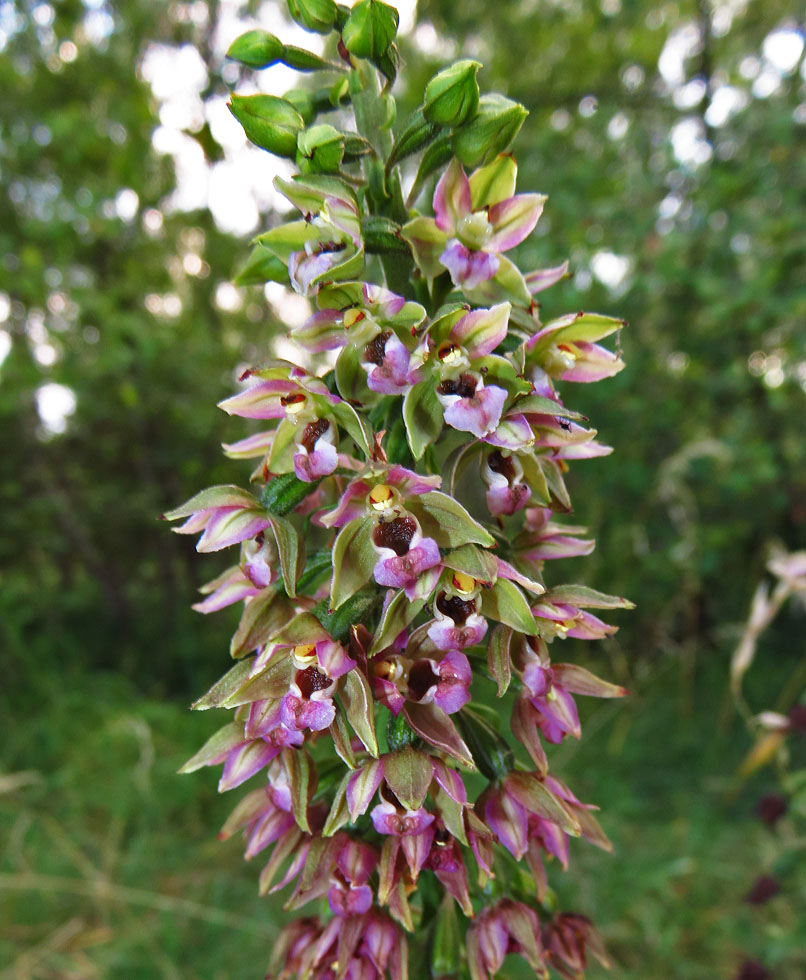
1;0;804;976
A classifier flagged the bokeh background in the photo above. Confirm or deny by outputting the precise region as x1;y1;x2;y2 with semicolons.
2;0;805;976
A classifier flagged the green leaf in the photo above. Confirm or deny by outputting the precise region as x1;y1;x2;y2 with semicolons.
411;491;495;548
402;380;443;460
369;589;425;655
178;722;242;772
455;706;513;780
230;590;294;658
480;578;538;635
431;894;462;977
267;515;303;598
382;747;433;810
340;669;378;756
330;516;375;610
441;543;498;585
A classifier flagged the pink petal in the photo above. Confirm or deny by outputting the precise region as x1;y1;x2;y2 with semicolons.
433;158;471;233
487;194;545;252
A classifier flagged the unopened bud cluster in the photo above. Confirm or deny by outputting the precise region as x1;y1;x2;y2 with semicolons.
165;4;631;978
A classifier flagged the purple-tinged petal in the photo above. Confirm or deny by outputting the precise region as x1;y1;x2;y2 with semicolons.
328;882;373;917
433;158;472;233
295;309;346;352
192;569;258;613
222;430;274;459
496;558;545;595
289;249;338;296
363;282;406;317
484;412;534;450
197;509;271;553
218;379;297;419
483;790;529;859
316;480;371;528
386;464;442;494
218;740;279;792
566;610;617;639
347;760;384;819
450;302;511;359
244;807;297;859
371;802;435;837
559;341;625;382
401;823;435;877
555;441;613;460
525;260;570;295
440;240;499;290
433;650;472;714
443;383;507;439
487;193;546;252
316;639;356;679
294;432;338;482
374;674;407;715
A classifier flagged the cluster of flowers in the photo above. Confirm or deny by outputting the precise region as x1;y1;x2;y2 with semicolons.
165;3;631;977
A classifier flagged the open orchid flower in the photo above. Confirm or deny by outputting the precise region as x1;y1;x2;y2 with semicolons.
371;512;442;599
403;157;545;304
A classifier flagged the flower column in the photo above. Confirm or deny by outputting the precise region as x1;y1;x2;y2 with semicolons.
165;3;632;978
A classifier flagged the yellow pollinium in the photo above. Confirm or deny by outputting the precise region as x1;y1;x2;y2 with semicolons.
280;392;307;415
452;571;477;595
369;483;394;510
292;643;317;663
343;307;366;329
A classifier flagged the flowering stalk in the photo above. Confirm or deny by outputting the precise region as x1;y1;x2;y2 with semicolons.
166;4;631;977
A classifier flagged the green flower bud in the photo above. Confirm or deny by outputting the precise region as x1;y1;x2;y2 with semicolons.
226;30;284;68
452;92;529;168
296;123;345;174
342;0;398;60
228;94;304;158
387;712;418;751
423;59;481;128
287;0;338;34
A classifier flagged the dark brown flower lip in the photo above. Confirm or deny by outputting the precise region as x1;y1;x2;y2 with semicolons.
487;449;517;480
438;372;477;399
301;418;330;452
373;515;417;557
436;591;477;625
363;330;391;366
296;665;332;699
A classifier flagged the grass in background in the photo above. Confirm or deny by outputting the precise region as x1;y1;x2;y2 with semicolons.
2;652;803;978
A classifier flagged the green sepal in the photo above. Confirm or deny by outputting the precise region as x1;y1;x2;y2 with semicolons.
441;543;499;586
287;0;338;34
226;30;284;68
369;589;425;655
423;60;481;128
330;516;376;610
383;746;432;810
323;771;352;836
403;381;443;460
340;669;379;756
267;514;303;598
480;578;538;635
486;624;513;697
410;491;495;548
283;747;315;832
178;722;243;772
342;0;399;60
230;590;295;658
430;894;462;977
191;661;253;711
233;244;290;287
